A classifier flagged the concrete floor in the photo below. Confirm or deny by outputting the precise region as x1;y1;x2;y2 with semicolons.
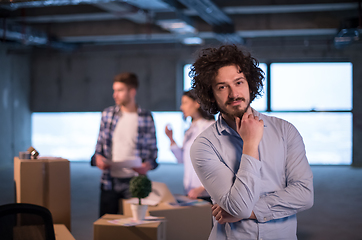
1;162;362;240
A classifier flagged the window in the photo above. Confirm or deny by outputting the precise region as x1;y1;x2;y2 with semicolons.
271;63;352;111
266;112;352;164
269;62;352;165
250;63;267;111
32;111;187;163
183;64;193;91
32;112;101;161
151;111;188;163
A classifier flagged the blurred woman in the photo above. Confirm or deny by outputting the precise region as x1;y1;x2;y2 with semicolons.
165;89;214;202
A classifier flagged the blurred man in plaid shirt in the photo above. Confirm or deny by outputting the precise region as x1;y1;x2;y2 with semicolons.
91;72;158;217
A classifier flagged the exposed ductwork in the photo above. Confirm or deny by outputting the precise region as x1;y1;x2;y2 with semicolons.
176;0;242;44
0;0;170;10
0;0;359;49
0;19;77;51
0;0;200;47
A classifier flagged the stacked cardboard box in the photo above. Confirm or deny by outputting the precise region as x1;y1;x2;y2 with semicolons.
14;157;71;230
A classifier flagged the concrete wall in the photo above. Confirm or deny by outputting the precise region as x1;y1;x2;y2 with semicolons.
0;43;32;168
30;45;197;112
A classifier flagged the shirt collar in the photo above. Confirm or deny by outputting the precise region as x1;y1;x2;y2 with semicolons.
115;105;141;114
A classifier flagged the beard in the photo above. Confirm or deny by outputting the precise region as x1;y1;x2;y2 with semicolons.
220;97;251;119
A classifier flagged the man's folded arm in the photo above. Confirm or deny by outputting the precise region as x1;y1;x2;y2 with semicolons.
253;123;314;223
191;137;262;219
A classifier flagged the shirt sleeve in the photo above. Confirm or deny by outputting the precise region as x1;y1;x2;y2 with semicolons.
143;112;158;170
191;137;262;219
95;111;107;157
170;144;183;163
253;122;314;223
91;111;107;166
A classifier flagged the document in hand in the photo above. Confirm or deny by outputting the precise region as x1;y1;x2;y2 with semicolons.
103;157;142;178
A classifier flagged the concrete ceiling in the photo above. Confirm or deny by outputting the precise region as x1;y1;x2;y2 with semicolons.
0;0;360;50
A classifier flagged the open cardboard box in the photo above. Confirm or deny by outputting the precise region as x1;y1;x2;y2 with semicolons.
93;214;166;240
123;182;212;240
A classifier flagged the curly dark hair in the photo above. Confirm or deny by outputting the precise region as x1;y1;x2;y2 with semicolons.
189;45;264;114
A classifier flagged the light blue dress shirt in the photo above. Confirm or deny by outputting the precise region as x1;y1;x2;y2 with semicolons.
190;109;314;240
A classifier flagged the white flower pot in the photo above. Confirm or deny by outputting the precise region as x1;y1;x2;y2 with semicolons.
130;203;148;221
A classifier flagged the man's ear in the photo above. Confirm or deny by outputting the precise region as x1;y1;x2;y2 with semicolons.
195;101;201;109
130;87;137;98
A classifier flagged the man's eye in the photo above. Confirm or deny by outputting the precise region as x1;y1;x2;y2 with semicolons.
218;86;225;90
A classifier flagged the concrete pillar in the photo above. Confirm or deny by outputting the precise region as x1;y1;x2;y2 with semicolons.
0;44;31;168
352;54;362;167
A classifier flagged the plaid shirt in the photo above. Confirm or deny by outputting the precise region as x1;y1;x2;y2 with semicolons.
93;105;158;190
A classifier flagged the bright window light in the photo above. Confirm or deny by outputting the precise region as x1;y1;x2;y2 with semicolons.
151;111;188;163
271;62;352;111
250;63;267;111
182;37;204;45
265;112;352;165
32;111;187;163
184;64;193;91
32;112;101;161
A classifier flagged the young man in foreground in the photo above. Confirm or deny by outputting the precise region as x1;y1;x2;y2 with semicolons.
190;45;314;240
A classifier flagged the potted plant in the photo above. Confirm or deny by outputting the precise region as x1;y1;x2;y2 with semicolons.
129;175;152;221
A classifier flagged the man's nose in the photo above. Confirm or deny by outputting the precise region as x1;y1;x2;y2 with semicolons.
228;86;239;99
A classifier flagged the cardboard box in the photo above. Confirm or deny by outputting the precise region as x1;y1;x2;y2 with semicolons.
93;214;166;240
123;182;212;240
54;224;75;240
149;202;212;240
14;157;71;230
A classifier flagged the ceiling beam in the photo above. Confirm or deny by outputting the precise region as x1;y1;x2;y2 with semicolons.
0;19;77;50
175;0;242;44
93;2;150;24
183;3;359;15
177;0;232;25
0;0;171;10
59;28;338;44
